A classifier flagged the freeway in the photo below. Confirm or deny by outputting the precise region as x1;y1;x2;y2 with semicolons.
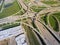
37;7;60;16
20;22;47;45
0;1;60;25
17;0;27;11
47;13;60;40
0;11;35;24
0;0;60;45
36;11;60;41
35;20;60;45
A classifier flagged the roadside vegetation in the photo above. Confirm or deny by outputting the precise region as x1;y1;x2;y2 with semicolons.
51;12;60;22
49;15;59;32
41;0;60;7
0;5;2;11
21;17;40;32
31;21;39;32
24;0;30;4
40;12;60;32
0;0;21;19
41;15;48;25
16;9;26;15
22;24;40;45
15;19;21;22
0;22;20;30
30;5;46;12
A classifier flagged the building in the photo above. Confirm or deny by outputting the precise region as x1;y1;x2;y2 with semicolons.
0;36;16;45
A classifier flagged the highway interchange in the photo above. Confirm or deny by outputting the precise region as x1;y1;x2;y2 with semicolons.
0;0;60;45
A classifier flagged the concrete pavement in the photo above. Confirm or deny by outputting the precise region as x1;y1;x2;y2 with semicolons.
17;0;27;11
35;20;60;45
0;0;60;45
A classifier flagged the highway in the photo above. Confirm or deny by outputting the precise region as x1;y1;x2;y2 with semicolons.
17;0;27;11
37;7;60;16
0;0;60;45
35;20;60;45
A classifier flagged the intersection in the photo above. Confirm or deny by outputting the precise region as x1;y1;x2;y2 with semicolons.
0;0;60;45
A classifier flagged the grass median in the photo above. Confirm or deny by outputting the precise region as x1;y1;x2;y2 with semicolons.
30;5;46;12
52;12;60;22
0;0;21;19
0;22;20;30
23;24;40;45
41;15;48;25
41;1;60;6
49;15;59;32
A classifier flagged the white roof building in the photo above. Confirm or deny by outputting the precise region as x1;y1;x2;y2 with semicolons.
0;25;27;45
